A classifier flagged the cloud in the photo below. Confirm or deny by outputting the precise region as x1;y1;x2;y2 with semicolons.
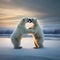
0;0;11;3
0;0;60;19
11;0;60;18
0;7;46;20
0;0;60;28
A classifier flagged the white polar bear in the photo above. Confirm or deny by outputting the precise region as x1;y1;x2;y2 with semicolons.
11;18;44;49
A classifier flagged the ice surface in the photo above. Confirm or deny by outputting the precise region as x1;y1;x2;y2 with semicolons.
0;38;60;60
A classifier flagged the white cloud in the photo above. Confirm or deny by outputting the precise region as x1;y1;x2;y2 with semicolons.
0;0;11;2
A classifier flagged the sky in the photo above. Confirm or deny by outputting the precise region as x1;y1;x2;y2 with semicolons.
0;0;60;29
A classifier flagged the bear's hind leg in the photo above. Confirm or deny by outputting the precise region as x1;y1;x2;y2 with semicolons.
38;39;44;48
34;38;43;49
34;33;44;48
34;38;40;49
11;35;22;49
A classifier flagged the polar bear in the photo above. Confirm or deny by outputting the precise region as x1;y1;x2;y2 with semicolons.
11;18;44;49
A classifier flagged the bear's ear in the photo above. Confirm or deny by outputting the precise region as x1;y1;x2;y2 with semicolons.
23;19;25;22
33;18;37;21
23;18;26;21
23;18;28;22
34;18;37;20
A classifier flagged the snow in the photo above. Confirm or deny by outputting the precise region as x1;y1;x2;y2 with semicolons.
0;38;60;60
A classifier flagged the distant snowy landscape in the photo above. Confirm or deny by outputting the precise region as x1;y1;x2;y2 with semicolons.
0;28;60;40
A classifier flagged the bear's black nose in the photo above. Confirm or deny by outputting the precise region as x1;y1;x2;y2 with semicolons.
27;19;32;23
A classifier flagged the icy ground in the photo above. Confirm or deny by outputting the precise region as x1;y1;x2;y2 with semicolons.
0;38;60;60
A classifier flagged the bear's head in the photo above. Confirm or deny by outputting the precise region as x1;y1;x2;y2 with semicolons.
21;18;37;29
23;18;37;23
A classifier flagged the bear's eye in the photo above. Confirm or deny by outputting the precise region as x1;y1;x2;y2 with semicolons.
27;19;32;23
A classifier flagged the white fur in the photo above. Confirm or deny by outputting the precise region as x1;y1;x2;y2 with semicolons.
11;18;44;49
